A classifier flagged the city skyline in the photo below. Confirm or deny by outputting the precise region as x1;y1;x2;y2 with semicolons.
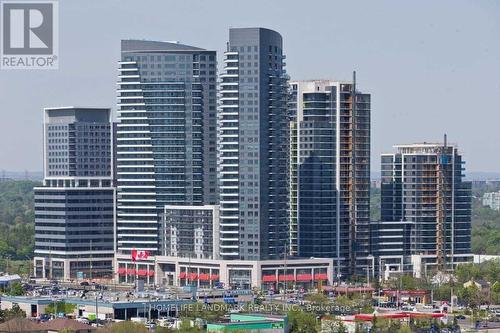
0;0;499;173
0;1;497;329
23;23;473;296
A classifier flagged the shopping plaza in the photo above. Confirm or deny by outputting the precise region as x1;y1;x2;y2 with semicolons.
115;255;334;290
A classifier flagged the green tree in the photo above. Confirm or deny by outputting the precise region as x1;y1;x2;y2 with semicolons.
455;263;482;284
370;187;381;221
454;260;500;285
397;325;412;333
492;281;500;304
0;304;27;322
45;301;76;315
400;275;418;290
4;281;24;296
459;285;484;309
471;186;500;255
0;180;39;268
334;295;351;307
154;327;175;333
433;284;452;302
305;293;329;304
288;310;318;333
322;317;347;333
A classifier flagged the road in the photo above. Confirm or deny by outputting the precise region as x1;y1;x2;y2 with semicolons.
456;317;500;332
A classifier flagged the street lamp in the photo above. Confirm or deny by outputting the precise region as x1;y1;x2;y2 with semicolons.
5;255;11;274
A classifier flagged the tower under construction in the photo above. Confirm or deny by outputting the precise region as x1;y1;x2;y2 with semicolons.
375;141;472;277
289;76;371;278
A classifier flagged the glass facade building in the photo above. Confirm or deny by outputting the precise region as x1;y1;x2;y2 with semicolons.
376;143;473;273
289;80;371;277
34;107;114;280
116;40;217;254
160;205;219;260
218;28;289;260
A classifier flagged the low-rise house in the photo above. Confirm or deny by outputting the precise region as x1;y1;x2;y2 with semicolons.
0;318;43;333
464;279;490;292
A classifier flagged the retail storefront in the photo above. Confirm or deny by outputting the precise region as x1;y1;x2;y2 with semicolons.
115;255;334;289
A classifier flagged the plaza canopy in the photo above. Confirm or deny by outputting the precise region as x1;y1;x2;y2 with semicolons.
278;274;295;282
296;274;313;281
262;275;277;282
382;290;429;296
354;312;445;321
323;286;375;294
0;274;21;286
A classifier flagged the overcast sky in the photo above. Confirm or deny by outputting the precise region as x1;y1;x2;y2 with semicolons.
0;0;499;173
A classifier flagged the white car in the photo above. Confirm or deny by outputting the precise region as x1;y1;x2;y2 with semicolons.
145;322;156;329
76;317;90;325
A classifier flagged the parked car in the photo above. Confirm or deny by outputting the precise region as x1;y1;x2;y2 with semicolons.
80;281;90;286
76;317;90;325
145;321;156;330
39;314;51;322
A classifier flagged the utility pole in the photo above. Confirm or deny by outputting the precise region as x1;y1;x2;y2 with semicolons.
148;295;151;322
27;256;31;278
95;293;99;327
153;255;157;287
398;273;402;310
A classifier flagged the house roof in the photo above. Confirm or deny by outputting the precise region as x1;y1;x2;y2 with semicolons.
0;317;42;332
464;279;490;289
0;275;21;283
475;279;490;287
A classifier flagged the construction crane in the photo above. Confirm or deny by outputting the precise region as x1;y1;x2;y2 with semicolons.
349;71;357;276
436;134;448;271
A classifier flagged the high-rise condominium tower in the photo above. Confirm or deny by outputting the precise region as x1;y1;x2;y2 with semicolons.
219;28;289;260
289;79;371;277
116;40;217;254
377;142;472;273
34;107;115;280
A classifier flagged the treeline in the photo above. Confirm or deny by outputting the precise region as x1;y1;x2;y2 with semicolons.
471;182;500;255
0;180;40;260
0;179;499;261
370;182;500;255
370;187;381;221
